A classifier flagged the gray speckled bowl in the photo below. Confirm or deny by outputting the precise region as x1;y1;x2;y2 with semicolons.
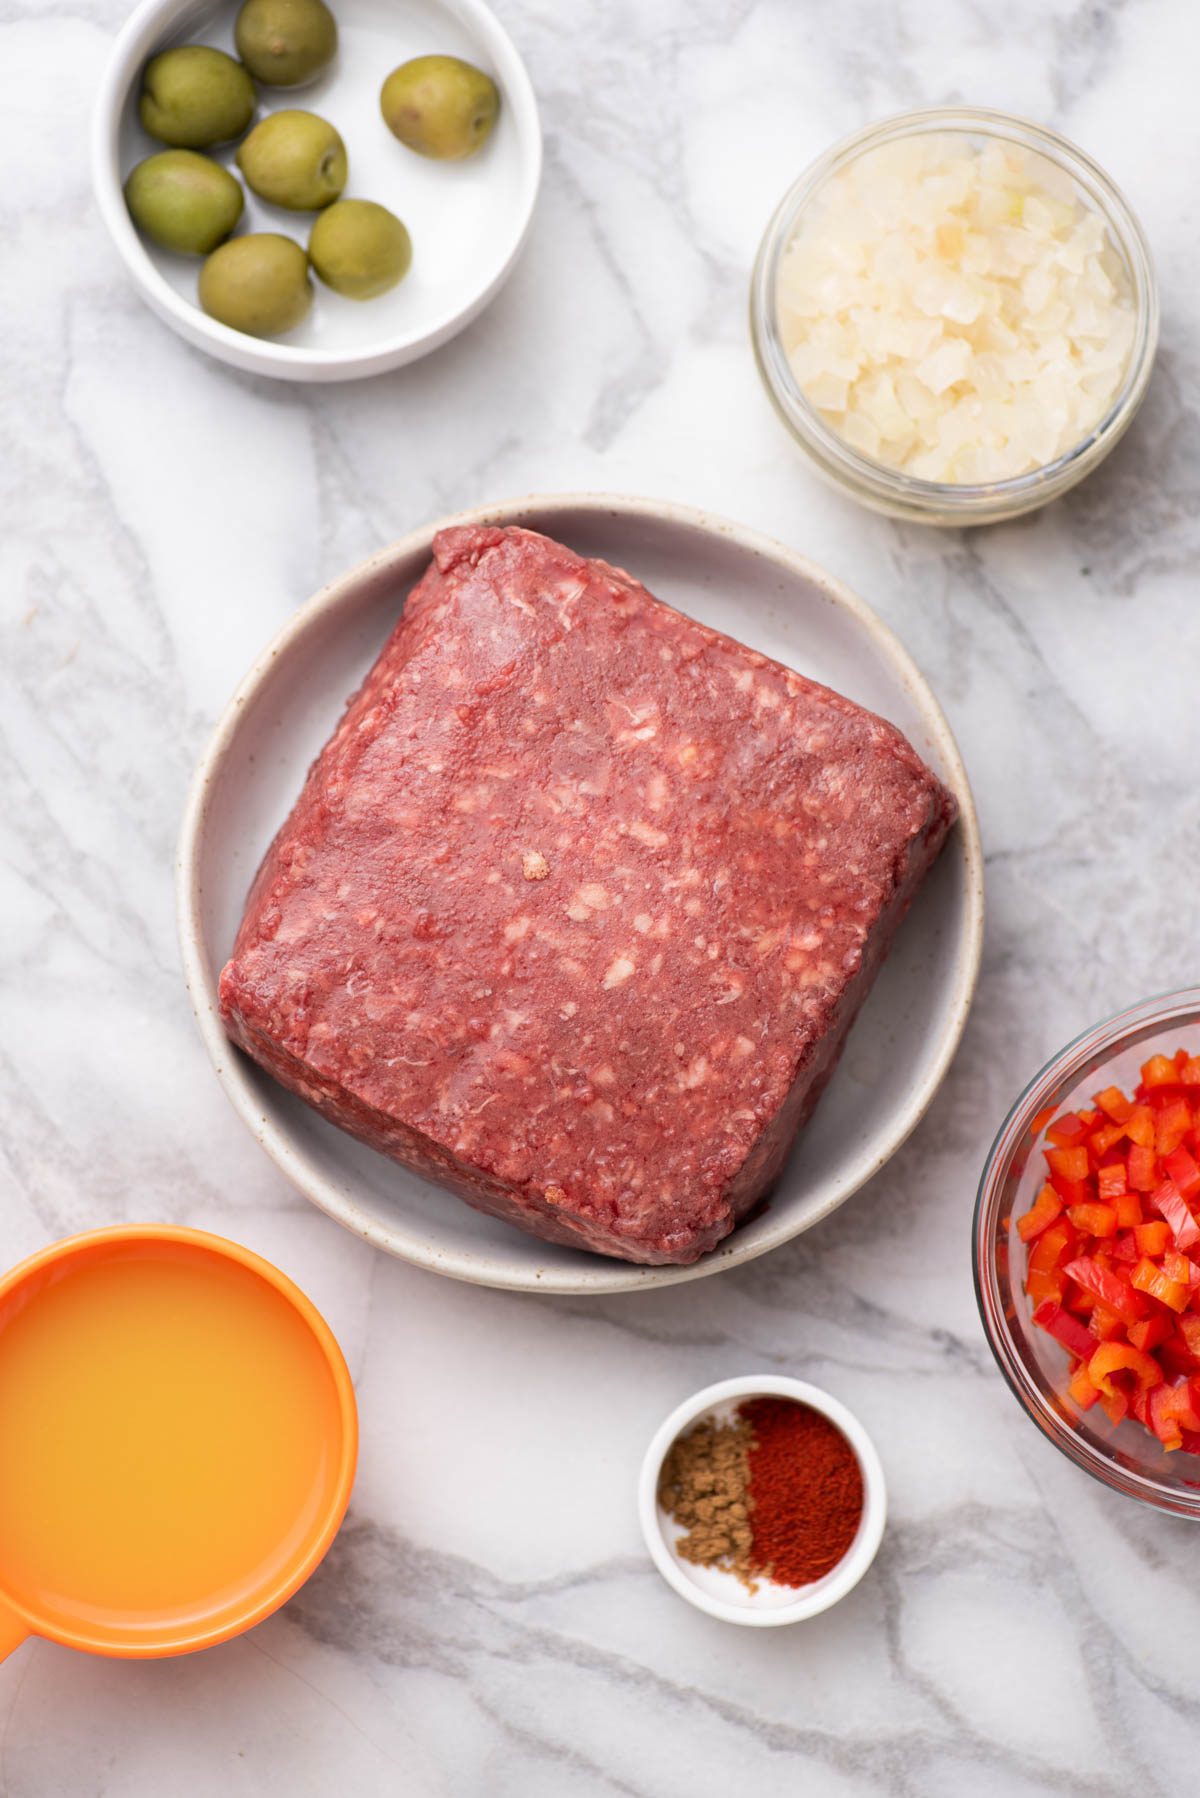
177;493;984;1293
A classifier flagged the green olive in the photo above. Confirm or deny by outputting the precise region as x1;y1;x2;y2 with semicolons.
234;0;337;87
308;199;411;299
138;46;255;149
379;55;499;161
124;150;244;255
236;109;347;209
198;233;312;336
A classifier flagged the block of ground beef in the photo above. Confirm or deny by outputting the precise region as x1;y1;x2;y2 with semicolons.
219;525;958;1265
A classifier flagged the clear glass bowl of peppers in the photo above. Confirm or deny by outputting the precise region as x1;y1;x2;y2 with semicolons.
975;988;1200;1516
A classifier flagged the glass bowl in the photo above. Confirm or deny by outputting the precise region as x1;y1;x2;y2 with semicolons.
974;990;1200;1517
750;108;1159;525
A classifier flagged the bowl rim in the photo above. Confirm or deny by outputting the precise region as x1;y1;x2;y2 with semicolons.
0;1222;358;1657
973;986;1200;1516
176;490;985;1293
637;1374;887;1625
750;105;1160;522
90;0;543;382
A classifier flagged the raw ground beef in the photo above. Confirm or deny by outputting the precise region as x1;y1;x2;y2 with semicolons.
219;525;958;1265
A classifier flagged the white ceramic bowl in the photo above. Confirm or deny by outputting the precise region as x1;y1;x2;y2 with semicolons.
638;1375;887;1625
92;0;542;381
177;493;984;1293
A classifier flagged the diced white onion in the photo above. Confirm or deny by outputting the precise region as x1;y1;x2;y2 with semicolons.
776;133;1136;483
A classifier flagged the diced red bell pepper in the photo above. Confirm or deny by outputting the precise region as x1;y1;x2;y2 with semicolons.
1147;1381;1199;1451
1095;1085;1134;1124
1016;1183;1063;1243
1066;1201;1118;1238
1033;1300;1096;1361
1047;1112;1089;1147
1089;1340;1162;1396
1151;1178;1200;1249
1088;1302;1127;1341
1050;1173;1093;1208
1127;1145;1159;1192
1112;1231;1139;1264
1164;1145;1200;1202
1178;1315;1200;1361
1134;1220;1172;1258
1143;1054;1181;1088
1131;1257;1189;1313
1096;1162;1129;1201
1170;1377;1200;1431
1091;1123;1128;1158
1181;1057;1200;1087
1129;1313;1173;1353
1047;1145;1090;1182
1064;1256;1145;1323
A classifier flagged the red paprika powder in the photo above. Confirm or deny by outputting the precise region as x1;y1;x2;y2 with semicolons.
740;1397;864;1586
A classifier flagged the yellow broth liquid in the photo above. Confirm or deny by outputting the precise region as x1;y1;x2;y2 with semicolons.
0;1244;342;1631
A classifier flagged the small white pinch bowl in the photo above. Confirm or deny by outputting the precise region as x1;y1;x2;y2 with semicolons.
638;1375;887;1626
92;0;542;381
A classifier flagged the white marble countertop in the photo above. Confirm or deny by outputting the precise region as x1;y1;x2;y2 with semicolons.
4;0;1200;1791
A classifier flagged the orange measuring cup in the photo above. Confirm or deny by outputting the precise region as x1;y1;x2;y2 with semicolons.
0;1224;357;1662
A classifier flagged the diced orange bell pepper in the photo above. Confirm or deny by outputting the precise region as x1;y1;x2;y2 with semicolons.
1088;1340;1162;1397
1047;1145;1090;1182
1095;1085;1134;1124
1157;1100;1192;1158
1134;1220;1171;1258
1068;1363;1101;1410
1131;1257;1189;1313
1178;1314;1200;1361
1180;1057;1200;1088
1126;1106;1156;1149
1066;1201;1118;1238
1030;1103;1058;1138
1016;1183;1063;1243
1128;1145;1159;1192
1113;1193;1142;1228
1143;1054;1181;1088
1099;1387;1129;1426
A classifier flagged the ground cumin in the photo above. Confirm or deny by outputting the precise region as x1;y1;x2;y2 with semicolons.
658;1397;865;1592
656;1412;756;1587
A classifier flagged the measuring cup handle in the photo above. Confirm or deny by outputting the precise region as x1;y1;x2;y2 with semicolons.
0;1599;28;1662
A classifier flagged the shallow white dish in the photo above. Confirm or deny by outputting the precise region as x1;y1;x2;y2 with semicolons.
638;1375;887;1625
177;493;984;1293
92;0;541;381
